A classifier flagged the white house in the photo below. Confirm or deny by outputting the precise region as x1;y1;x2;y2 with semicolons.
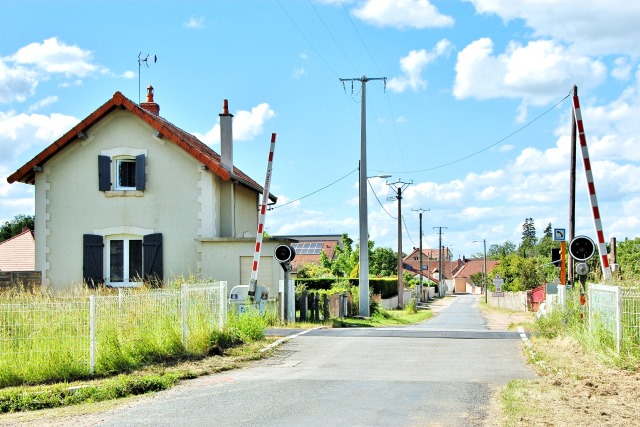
8;86;289;294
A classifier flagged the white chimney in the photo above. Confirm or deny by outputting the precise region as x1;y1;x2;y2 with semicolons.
219;99;234;176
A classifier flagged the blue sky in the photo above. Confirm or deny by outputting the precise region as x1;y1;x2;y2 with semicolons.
1;0;639;260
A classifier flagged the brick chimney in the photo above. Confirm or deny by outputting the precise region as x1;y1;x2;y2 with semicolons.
219;99;234;176
140;85;160;115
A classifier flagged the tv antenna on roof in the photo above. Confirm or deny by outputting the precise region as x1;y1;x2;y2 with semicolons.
138;52;157;103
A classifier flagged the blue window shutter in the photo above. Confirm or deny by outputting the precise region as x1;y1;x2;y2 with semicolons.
143;233;163;284
135;154;146;191
83;234;104;287
98;155;111;191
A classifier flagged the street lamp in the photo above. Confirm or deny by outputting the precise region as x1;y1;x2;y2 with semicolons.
473;239;487;303
358;167;391;317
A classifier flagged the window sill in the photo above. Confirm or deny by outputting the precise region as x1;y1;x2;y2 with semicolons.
106;282;143;288
105;190;144;198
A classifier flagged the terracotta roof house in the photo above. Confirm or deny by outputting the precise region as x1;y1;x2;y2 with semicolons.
273;235;342;277
0;229;35;271
403;247;459;283
7;86;289;293
452;258;500;294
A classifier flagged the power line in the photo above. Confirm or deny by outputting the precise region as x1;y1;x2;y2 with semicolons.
276;0;339;77
272;90;569;211
402;214;415;247
269;167;358;210
308;0;359;75
376;90;573;175
339;0;383;75
368;179;396;219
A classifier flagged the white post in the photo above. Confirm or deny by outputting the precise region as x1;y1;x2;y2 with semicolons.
558;285;566;311
89;295;96;374
181;284;188;349
616;286;622;353
219;281;227;329
288;279;295;322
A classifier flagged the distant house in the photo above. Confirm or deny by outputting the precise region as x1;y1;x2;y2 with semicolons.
274;235;342;277
0;229;35;271
403;247;459;283
7;86;288;293
402;248;499;294
452;258;500;294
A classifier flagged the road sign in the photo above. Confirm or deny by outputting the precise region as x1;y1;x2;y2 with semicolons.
493;277;504;293
492;292;504;297
553;228;566;241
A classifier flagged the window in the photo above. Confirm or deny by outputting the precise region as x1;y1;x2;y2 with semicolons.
98;152;146;192
115;158;137;190
108;236;143;285
83;233;162;287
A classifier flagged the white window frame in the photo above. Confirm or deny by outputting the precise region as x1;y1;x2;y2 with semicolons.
114;156;137;190
105;234;143;287
100;147;147;195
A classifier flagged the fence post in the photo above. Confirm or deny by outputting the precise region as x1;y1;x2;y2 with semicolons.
323;294;329;320
343;291;348;318
313;293;319;321
181;284;188;349
616;286;622;353
89;295;96;374
301;290;308;321
219;281;227;329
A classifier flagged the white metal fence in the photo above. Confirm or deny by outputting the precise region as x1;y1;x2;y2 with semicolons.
588;284;640;353
0;282;227;374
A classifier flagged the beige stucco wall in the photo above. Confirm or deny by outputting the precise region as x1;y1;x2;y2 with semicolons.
198;238;288;299
33;110;260;290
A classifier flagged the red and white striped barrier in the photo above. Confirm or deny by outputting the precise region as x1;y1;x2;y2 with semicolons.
572;96;612;280
249;133;277;296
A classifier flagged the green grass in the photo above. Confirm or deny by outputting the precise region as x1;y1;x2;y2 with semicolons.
0;286;267;388
331;307;433;327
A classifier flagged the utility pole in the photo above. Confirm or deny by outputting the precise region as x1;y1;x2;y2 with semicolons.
340;76;386;317
387;179;412;307
568;85;578;287
413;208;430;302
433;227;447;297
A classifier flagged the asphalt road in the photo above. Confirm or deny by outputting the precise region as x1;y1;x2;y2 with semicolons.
36;294;537;426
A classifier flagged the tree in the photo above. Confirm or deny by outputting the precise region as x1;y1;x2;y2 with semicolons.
330;234;356;277
617;237;640;279
519;218;537;258
370;247;396;276
470;272;485;287
487;241;516;260
296;261;331;279
0;214;34;243
491;253;543;292
543;223;553;238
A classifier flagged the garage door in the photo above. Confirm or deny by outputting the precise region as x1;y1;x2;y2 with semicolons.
240;256;273;288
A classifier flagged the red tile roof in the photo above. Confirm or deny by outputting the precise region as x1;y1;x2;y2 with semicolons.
452;258;500;279
0;229;35;271
7;91;275;201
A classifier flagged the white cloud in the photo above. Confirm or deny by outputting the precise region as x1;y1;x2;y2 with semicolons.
388;40;453;93
292;67;307;79
27;96;58;112
0;59;39;103
120;71;136;79
611;58;631;81
352;0;454;29
0;111;79;164
194;103;276;145
10;37;103;77
184;17;205;29
453;38;606;110
464;0;640;56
